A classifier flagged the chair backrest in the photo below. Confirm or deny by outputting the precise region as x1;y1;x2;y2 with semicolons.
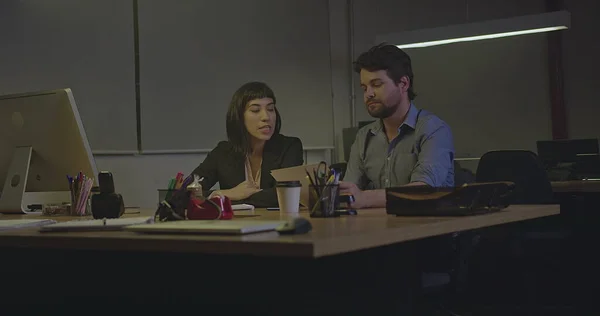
342;127;359;162
475;150;553;204
329;162;347;181
454;161;475;186
358;120;375;128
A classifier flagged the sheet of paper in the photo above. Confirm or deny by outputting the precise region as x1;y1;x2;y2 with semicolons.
270;163;320;207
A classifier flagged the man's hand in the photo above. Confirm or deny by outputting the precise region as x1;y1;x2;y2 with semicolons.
339;181;367;209
339;181;387;209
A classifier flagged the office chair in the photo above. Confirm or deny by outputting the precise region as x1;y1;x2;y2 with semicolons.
358;120;375;128
342;127;359;162
420;161;478;305
329;162;347;181
473;150;567;304
476;150;554;204
454;160;475;186
329;127;358;181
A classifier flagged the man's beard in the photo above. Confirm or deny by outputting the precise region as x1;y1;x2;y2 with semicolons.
367;101;399;119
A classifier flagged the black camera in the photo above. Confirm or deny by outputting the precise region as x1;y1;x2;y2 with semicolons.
91;171;125;219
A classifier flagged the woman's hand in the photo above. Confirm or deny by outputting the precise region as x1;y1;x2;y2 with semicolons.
209;180;261;201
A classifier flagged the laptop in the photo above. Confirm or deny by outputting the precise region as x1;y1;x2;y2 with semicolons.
536;138;599;167
125;220;286;235
537;139;600;180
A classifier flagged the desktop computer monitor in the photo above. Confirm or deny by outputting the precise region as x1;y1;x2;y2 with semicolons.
0;88;98;213
536;138;600;168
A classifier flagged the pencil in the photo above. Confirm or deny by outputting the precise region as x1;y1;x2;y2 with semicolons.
305;169;316;187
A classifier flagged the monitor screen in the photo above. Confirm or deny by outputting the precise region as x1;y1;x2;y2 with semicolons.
0;88;98;213
536;138;599;167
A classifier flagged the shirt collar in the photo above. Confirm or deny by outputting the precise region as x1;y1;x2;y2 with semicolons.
369;103;419;135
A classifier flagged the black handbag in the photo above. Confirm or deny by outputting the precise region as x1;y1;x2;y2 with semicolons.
155;188;191;222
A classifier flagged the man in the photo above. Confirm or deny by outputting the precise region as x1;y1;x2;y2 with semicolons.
340;43;455;209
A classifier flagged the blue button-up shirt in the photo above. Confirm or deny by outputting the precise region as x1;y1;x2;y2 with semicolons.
344;104;455;189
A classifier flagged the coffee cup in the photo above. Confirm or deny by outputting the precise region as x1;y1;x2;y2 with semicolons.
276;180;302;213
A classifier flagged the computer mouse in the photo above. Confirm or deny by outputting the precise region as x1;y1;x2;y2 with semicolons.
276;217;312;235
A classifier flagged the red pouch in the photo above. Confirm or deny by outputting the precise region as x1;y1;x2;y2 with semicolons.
214;196;234;220
186;196;234;220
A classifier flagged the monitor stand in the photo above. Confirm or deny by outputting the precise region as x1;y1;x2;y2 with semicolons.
0;146;32;214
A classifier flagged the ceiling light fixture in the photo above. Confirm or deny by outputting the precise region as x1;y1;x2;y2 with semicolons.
376;10;570;49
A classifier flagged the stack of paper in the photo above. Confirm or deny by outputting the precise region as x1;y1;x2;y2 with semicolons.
39;217;154;232
0;219;57;232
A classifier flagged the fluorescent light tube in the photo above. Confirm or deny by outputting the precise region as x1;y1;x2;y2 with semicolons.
376;10;570;49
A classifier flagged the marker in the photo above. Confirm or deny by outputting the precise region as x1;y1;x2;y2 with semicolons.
175;172;184;189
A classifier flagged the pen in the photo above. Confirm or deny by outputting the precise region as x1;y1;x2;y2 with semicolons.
326;174;334;185
182;175;196;190
165;178;176;200
175;172;184;189
67;175;75;206
305;169;319;199
73;174;79;205
312;168;320;186
305;169;316;188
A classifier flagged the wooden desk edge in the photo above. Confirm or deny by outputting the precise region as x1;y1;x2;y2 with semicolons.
312;205;560;258
0;205;560;259
551;180;600;193
0;233;316;258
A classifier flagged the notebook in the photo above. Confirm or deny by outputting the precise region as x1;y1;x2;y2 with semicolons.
0;219;57;232
126;220;286;235
39;217;154;232
232;204;254;211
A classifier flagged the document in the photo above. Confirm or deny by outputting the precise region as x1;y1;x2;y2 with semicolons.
270;163;320;207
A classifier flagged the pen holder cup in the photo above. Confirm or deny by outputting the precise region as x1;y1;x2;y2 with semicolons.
42;203;72;216
158;188;189;210
69;197;92;216
309;184;340;218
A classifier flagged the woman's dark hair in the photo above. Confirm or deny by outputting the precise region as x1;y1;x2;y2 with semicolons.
353;43;417;100
226;82;282;155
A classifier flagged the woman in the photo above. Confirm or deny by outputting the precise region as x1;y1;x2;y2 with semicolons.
191;82;304;207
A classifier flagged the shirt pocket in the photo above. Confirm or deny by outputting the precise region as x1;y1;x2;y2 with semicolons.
392;153;418;185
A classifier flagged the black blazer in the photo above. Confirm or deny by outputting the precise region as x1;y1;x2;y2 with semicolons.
191;134;304;207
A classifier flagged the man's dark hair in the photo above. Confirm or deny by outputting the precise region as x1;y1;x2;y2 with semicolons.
226;81;282;155
353;43;417;100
